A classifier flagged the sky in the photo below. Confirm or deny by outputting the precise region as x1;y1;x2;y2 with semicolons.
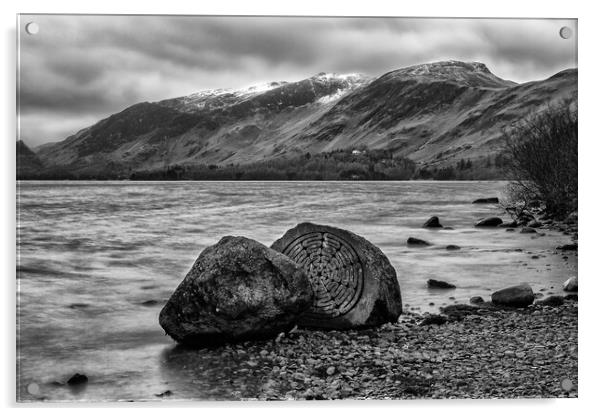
18;15;577;147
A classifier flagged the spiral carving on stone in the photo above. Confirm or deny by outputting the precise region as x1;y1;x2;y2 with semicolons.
282;232;364;317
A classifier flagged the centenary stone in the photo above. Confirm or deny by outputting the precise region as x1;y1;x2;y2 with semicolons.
563;276;578;292
475;217;503;227
491;283;535;308
423;216;443;228
159;236;313;346
271;222;403;329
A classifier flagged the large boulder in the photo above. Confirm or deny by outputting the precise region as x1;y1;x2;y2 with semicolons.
491;283;535;308
271;222;402;329
159;236;313;346
563;276;578;292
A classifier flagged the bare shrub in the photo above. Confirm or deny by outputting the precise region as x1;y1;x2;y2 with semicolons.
503;100;577;218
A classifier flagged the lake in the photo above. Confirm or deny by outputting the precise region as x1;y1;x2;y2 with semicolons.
16;180;577;401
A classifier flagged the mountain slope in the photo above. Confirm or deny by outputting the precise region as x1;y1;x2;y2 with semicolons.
33;61;577;177
16;140;44;177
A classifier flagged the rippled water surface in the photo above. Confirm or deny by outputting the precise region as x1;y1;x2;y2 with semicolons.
16;180;577;401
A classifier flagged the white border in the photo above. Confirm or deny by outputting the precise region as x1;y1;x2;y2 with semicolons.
2;1;600;415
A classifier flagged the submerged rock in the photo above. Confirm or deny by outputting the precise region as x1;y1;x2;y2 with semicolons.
407;237;432;246
557;243;578;251
472;197;499;204
470;296;484;304
271;222;403;329
475;217;503;227
520;227;537;234
159;236;313;346
427;279;456;289
491;283;535;308
423;216;443;228
563;276;578;292
67;373;88;386
445;244;461;250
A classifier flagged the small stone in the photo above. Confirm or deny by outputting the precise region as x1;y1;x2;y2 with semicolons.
407;237;432;246
326;366;336;376
470;296;484;304
427;279;456;289
491;283;535;307
563;276;578;292
67;373;88;386
423;216;443;228
419;314;448;326
557;243;577;251
536;296;565;307
475;217;503;227
472;197;499;204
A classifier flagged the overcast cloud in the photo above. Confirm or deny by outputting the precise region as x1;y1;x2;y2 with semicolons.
18;15;577;146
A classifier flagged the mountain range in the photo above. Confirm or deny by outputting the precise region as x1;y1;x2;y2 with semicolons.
18;60;577;179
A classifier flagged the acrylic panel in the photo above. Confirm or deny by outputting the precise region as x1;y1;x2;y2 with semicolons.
16;15;578;402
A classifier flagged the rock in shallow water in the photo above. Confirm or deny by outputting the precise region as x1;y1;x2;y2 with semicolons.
498;220;518;228
423;216;443;228
563;276;578;292
159;236;313;346
475;217;503;227
67;373;88;386
470;296;484;304
271;222;403;329
407;237;432;246
491;283;535;308
427;279;456;289
472;197;499;204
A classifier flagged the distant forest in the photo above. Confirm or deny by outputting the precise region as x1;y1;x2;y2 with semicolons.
18;147;510;181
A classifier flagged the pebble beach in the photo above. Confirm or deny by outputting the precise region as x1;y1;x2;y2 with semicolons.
158;299;578;400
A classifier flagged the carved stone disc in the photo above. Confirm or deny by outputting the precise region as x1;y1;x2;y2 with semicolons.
282;231;364;318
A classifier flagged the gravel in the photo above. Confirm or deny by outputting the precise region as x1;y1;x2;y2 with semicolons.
159;300;578;400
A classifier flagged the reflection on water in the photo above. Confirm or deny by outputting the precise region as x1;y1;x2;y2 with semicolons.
16;180;577;401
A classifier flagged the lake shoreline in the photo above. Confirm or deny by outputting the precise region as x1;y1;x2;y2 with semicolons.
16;181;578;401
143;299;578;401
